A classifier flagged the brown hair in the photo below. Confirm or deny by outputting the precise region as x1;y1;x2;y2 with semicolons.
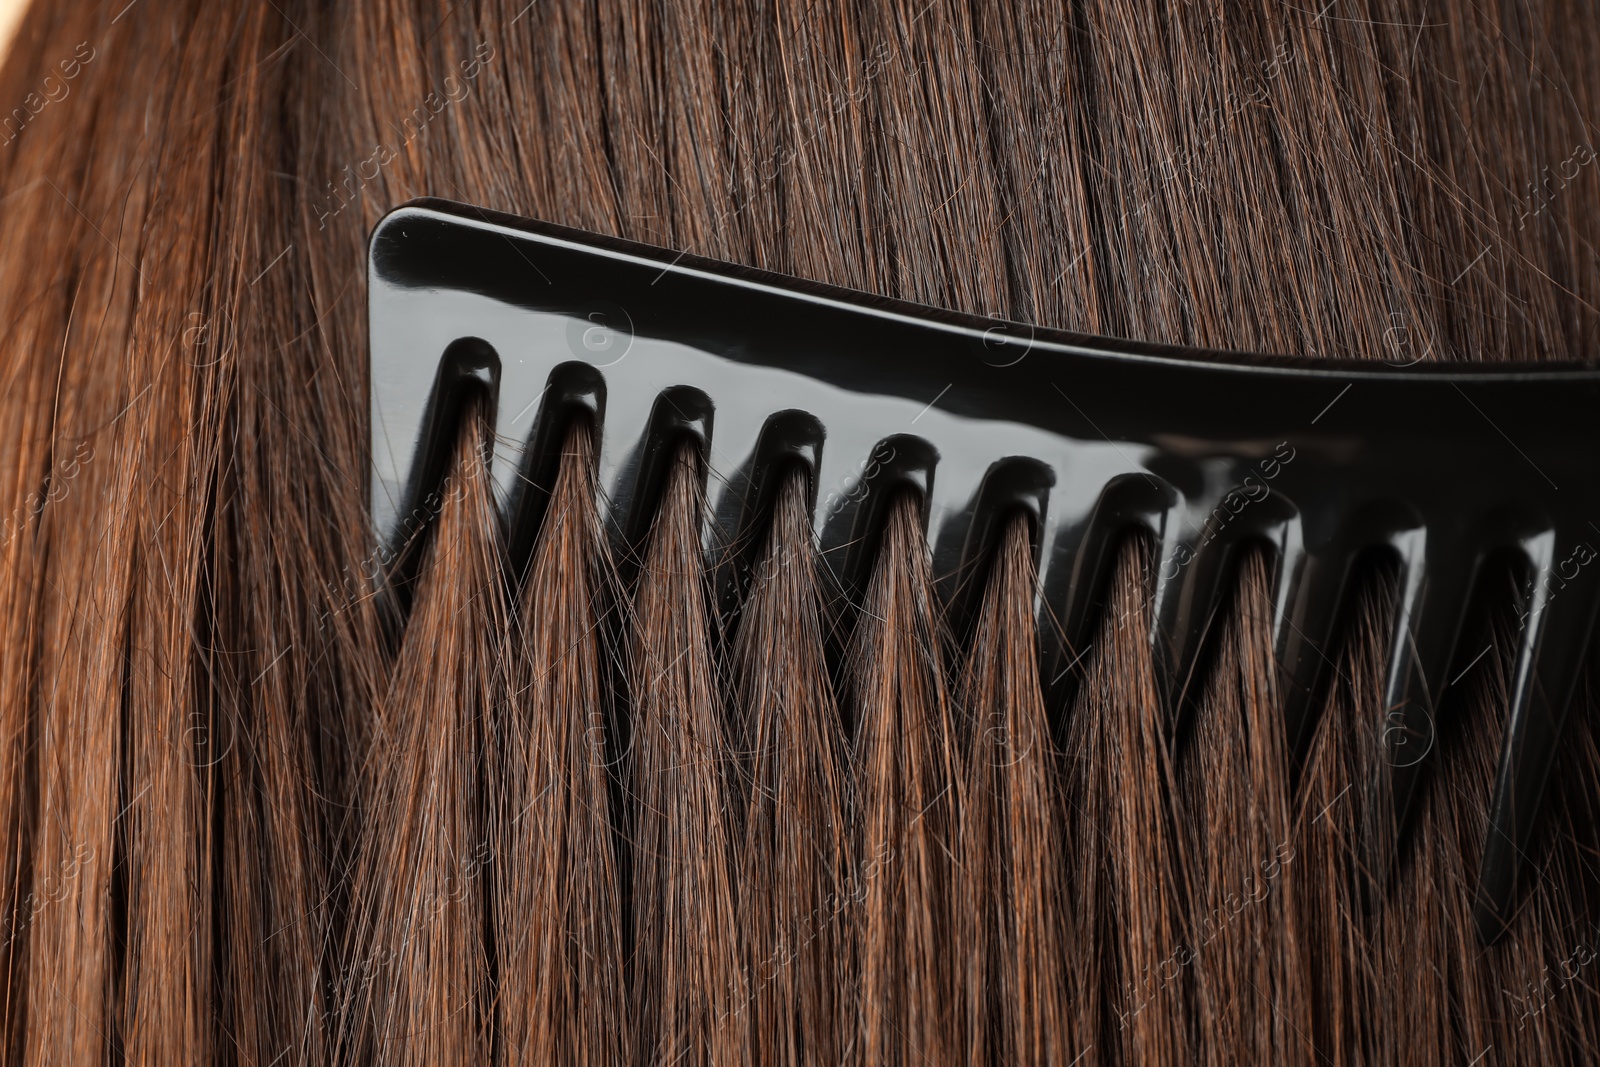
1;1;1598;1064
733;467;851;1066
495;419;628;1065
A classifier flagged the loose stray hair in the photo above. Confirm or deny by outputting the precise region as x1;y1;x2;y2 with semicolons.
0;0;1597;1064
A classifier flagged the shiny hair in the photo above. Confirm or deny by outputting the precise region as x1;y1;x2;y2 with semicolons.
1;1;1597;1064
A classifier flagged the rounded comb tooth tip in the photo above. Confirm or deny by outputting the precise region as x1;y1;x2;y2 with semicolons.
383;337;505;606
619;386;716;554
1476;534;1600;943
943;457;1054;640
1056;474;1176;666
505;362;607;580
715;409;826;619
835;435;939;599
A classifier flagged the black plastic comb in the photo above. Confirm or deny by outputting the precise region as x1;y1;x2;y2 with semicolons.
368;198;1600;943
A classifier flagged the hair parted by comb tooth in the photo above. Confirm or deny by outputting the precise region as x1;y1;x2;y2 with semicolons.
1428;584;1538;1065
626;439;750;1067
1371;582;1478;1067
1380;572;1600;1066
494;418;630;1066
959;513;1078;1066
333;399;500;1066
1292;572;1389;1066
1178;548;1311;1067
731;468;852;1067
1529;685;1600;1060
1063;536;1189;1066
846;492;964;1065
3;0;1600;1063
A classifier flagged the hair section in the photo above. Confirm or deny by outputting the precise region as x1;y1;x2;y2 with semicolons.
334;397;501;1065
731;466;852;1066
493;418;630;1065
846;491;963;1065
625;439;748;1066
958;512;1078;1065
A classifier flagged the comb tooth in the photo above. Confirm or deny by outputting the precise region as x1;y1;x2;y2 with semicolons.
1055;474;1176;675
714;410;825;620
385;337;502;607
1151;533;1238;713
1273;533;1354;760
1372;529;1477;883
943;458;1054;640
1153;490;1304;716
836;434;940;598
506;362;606;581
1475;533;1600;943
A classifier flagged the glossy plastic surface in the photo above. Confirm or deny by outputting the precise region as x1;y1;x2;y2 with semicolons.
369;198;1600;942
